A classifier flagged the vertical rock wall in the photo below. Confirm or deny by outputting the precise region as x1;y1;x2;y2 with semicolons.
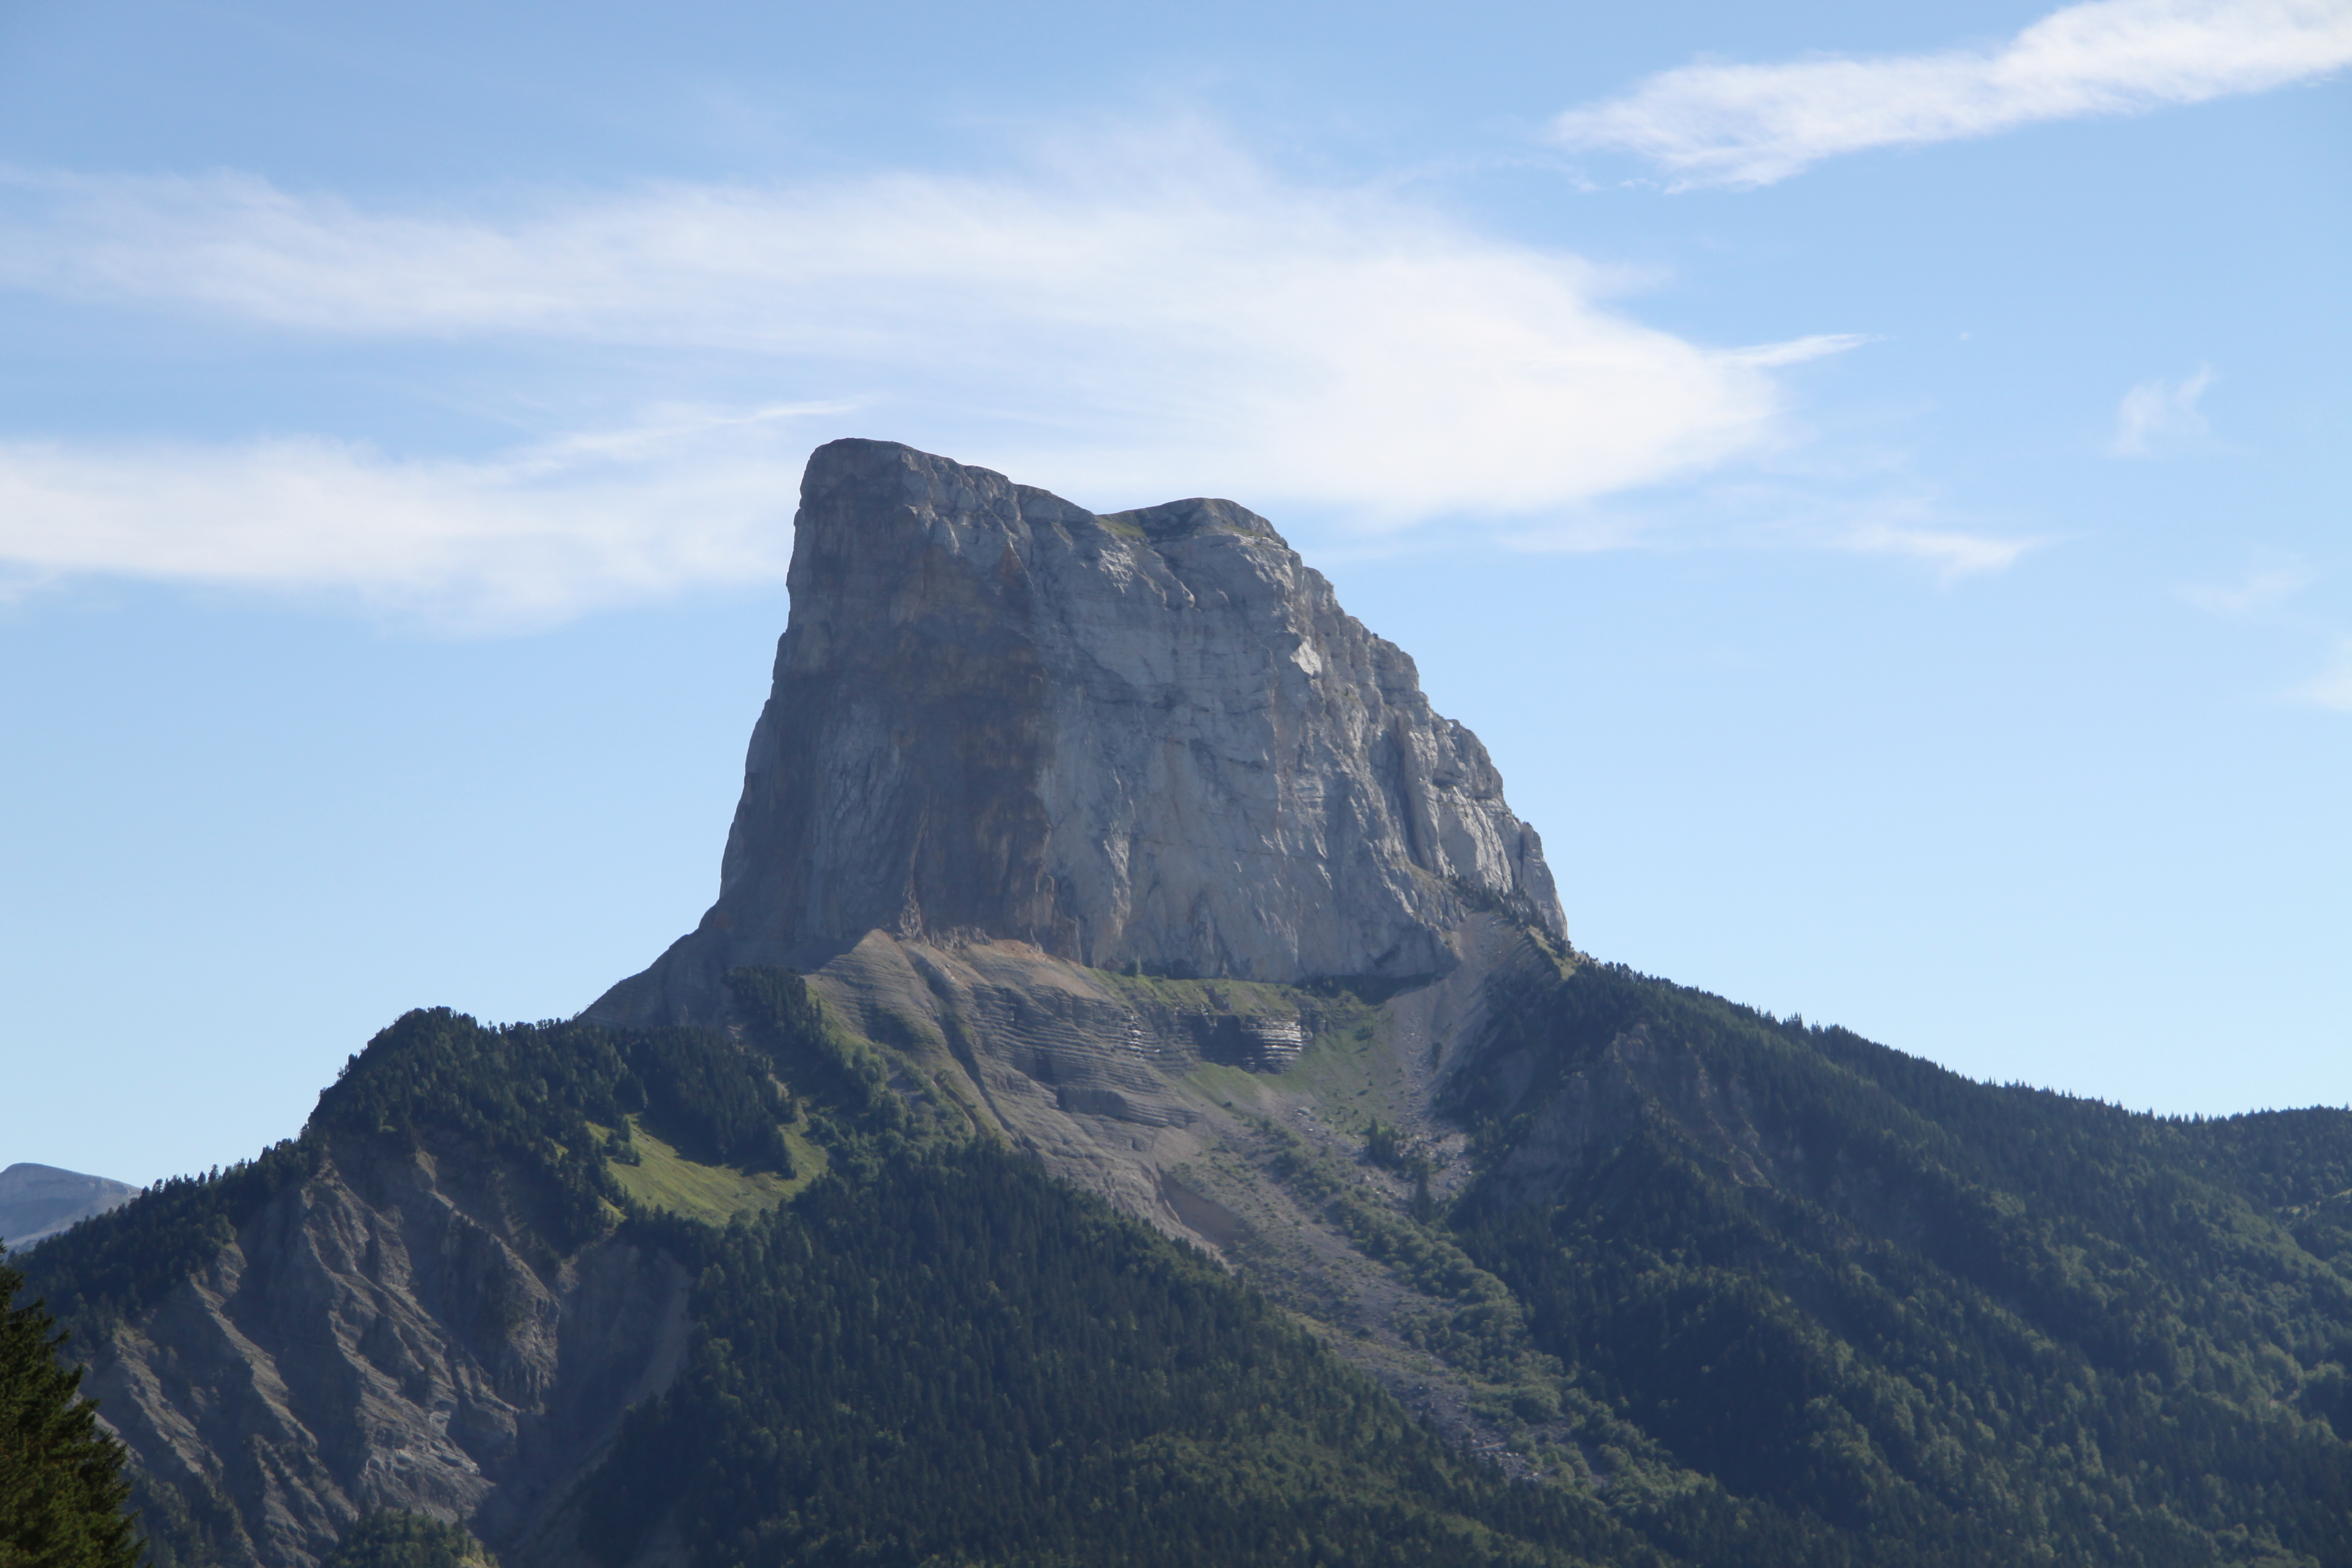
597;440;1562;1024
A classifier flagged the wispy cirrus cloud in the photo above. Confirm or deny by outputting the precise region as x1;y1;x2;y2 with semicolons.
0;138;1854;520
0;133;1876;621
2110;366;2216;455
0;407;833;630
1497;481;2043;581
1839;518;2044;579
1554;0;2352;188
2179;557;2314;615
2177;553;2352;714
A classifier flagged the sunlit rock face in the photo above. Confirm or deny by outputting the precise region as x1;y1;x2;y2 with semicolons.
595;439;1561;1024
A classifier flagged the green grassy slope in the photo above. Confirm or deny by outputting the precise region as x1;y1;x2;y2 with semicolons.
597;1119;821;1223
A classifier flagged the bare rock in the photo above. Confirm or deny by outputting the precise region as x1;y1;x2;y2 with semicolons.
593;440;1561;1025
75;1134;690;1568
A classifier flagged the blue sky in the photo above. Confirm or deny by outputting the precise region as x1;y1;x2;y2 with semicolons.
1;0;2346;1185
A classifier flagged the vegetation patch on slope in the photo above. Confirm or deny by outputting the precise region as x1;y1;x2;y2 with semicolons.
318;1511;497;1568
23;1002;814;1350
582;1142;1659;1568
599;1118;822;1224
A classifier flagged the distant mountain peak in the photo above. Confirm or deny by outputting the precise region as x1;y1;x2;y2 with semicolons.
597;439;1562;1023
0;1161;137;1250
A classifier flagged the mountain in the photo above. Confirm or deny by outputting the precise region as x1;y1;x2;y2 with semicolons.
594;436;1561;1024
23;441;2352;1568
0;1163;138;1250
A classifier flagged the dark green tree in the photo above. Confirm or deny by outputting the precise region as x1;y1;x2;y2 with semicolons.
1;1244;141;1568
318;1510;495;1568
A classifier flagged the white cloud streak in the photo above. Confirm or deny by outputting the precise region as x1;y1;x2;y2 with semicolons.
0;137;1878;620
2110;366;2216;455
1553;0;2352;188
1494;483;2042;580
2179;557;2311;614
0;141;1849;514
2175;553;2352;715
0;410;829;630
1838;519;2045;579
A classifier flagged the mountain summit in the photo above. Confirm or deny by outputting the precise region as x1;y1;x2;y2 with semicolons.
23;441;2350;1568
596;439;1561;1025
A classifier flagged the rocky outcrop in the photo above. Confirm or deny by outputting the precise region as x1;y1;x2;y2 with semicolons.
746;914;1579;1474
75;1133;689;1568
777;916;1557;1246
594;440;1561;1026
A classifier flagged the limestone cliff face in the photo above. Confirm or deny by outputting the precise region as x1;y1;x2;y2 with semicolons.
597;440;1561;1024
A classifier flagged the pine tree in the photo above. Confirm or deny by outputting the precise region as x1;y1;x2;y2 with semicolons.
319;1510;497;1568
1;1244;141;1568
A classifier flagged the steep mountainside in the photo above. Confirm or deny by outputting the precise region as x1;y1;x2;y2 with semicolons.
22;1017;734;1568
28;442;2351;1568
1447;961;2352;1566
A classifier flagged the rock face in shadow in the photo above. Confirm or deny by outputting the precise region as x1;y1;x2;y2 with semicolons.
76;1134;690;1568
594;440;1562;1026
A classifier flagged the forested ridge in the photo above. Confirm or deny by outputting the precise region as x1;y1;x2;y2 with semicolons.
27;1005;799;1330
1449;960;2352;1567
21;957;2351;1568
316;1511;497;1568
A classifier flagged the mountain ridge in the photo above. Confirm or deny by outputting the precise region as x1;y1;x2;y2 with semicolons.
21;441;2350;1568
